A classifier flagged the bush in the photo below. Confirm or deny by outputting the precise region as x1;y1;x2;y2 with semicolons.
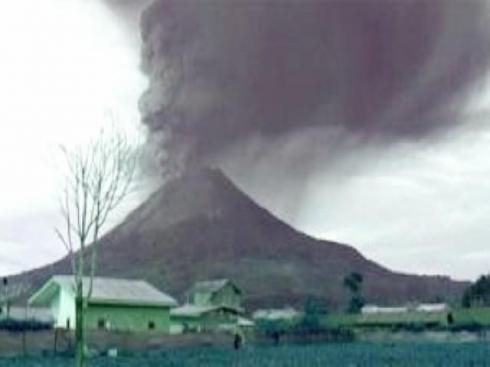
0;318;52;332
448;322;484;332
255;319;290;340
292;315;327;336
256;315;355;343
461;274;490;307
347;296;365;314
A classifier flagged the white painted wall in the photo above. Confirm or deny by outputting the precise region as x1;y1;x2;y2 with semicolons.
169;323;184;335
50;285;76;329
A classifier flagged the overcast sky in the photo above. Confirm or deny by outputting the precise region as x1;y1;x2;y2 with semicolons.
1;1;490;281
0;0;148;275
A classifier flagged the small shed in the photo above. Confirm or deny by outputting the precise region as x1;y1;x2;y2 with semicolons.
171;279;245;333
28;276;178;333
170;304;242;333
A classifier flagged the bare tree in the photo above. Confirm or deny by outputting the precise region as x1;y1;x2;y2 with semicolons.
55;129;138;367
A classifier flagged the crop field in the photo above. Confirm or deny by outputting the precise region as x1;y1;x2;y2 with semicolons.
2;342;490;366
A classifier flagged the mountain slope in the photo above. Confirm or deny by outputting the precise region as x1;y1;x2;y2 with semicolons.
16;168;467;309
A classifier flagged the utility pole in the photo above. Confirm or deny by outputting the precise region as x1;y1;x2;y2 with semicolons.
2;277;9;318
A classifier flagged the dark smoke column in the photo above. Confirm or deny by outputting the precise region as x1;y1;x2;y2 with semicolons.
139;0;490;172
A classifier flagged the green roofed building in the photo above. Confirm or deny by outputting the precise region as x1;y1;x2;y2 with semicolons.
28;276;178;333
171;279;248;333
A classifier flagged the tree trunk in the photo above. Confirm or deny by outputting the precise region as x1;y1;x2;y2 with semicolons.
75;286;85;367
22;329;26;357
54;328;58;355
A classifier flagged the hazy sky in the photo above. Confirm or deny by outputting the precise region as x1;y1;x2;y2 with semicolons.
0;0;147;275
2;0;490;281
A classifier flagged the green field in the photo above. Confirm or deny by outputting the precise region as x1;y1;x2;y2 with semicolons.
2;343;490;366
452;308;490;326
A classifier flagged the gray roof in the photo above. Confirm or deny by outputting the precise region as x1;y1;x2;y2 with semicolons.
29;275;178;308
170;304;217;318
191;279;241;295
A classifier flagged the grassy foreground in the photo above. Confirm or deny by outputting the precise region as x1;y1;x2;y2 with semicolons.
2;342;490;367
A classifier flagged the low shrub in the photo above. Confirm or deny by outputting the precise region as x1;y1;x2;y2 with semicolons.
0;318;52;332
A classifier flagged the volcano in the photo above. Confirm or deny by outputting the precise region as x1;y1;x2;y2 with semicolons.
17;168;466;309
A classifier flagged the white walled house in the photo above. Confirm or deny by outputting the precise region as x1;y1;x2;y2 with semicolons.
29;276;76;329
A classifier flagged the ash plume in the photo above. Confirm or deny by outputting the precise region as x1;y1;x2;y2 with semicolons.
139;0;490;171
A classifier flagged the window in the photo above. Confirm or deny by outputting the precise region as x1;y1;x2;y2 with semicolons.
97;318;106;330
148;321;155;330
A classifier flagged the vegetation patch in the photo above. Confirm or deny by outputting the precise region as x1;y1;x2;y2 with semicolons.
0;318;52;332
2;343;490;366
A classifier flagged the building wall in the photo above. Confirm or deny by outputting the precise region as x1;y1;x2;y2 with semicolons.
172;309;238;333
192;291;212;306
211;284;241;309
192;284;241;308
85;303;171;333
52;286;76;329
172;316;202;332
201;309;237;330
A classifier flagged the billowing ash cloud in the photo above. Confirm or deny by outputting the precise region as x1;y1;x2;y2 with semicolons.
139;0;490;170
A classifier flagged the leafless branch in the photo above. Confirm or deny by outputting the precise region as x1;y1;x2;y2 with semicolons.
55;127;139;301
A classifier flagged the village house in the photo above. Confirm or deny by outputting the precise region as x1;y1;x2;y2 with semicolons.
361;303;449;315
359;302;452;328
170;304;243;333
171;279;249;333
187;279;243;309
28;275;178;333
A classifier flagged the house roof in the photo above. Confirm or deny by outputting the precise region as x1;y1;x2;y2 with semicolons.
415;303;448;312
171;304;242;318
28;275;178;308
190;279;241;295
171;304;217;318
361;305;409;314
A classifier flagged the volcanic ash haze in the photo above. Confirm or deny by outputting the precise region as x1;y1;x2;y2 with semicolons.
85;0;490;279
138;0;490;170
